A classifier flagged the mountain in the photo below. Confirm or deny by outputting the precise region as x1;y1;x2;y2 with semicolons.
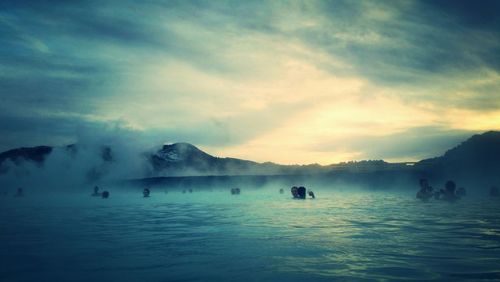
150;142;259;175
0;144;115;181
0;146;52;166
149;142;324;176
415;131;500;186
1;131;499;187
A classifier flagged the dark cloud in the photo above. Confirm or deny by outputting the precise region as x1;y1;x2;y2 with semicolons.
421;0;500;31
0;0;499;162
294;0;500;85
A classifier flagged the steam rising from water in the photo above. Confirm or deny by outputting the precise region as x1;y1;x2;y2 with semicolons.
0;130;160;193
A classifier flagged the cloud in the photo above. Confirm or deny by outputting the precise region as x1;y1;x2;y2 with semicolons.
0;0;499;164
310;126;476;162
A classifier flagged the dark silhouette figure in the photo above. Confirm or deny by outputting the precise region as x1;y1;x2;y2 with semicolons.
101;191;110;199
490;186;499;197
91;186;101;197
416;178;433;201
297;186;306;199
15;187;23;197
308;190;315;199
456;187;466;197
143;188;150;197
279;188;284;194
231;188;241;195
289;186;311;199
440;180;459;202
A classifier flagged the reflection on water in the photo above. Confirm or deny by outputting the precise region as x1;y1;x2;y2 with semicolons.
1;189;500;281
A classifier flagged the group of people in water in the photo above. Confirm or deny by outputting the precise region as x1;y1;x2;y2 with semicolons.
89;185;315;199
416;178;499;201
291;186;315;199
416;179;462;202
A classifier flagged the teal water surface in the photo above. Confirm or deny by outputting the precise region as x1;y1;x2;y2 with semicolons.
1;189;500;281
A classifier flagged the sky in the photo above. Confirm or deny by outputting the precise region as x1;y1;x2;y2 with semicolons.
1;0;499;165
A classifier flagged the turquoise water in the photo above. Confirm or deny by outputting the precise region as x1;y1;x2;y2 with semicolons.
1;189;500;281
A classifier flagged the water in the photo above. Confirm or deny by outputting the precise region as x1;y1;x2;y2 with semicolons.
1;189;500;281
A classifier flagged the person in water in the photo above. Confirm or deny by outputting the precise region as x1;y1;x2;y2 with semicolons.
308;190;315;199
440;180;460;202
143;188;150;197
101;191;110;199
15;187;24;197
416;178;434;201
91;186;101;197
279;188;284;194
291;186;309;199
297;187;306;199
231;188;241;195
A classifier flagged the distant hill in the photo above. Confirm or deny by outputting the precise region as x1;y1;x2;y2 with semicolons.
0;146;52;166
150;142;327;176
415;131;500;186
1;131;499;188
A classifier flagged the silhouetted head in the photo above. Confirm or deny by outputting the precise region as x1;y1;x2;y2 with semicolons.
298;187;306;199
143;188;150;197
101;191;109;199
445;180;456;192
308;190;315;199
291;186;298;198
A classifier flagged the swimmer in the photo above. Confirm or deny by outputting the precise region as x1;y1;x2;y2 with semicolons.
440;180;460;202
101;191;110;199
297;187;306;199
308;190;315;199
416;178;433;201
291;186;299;198
143;188;150;197
279;188;284;194
91;186;101;197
